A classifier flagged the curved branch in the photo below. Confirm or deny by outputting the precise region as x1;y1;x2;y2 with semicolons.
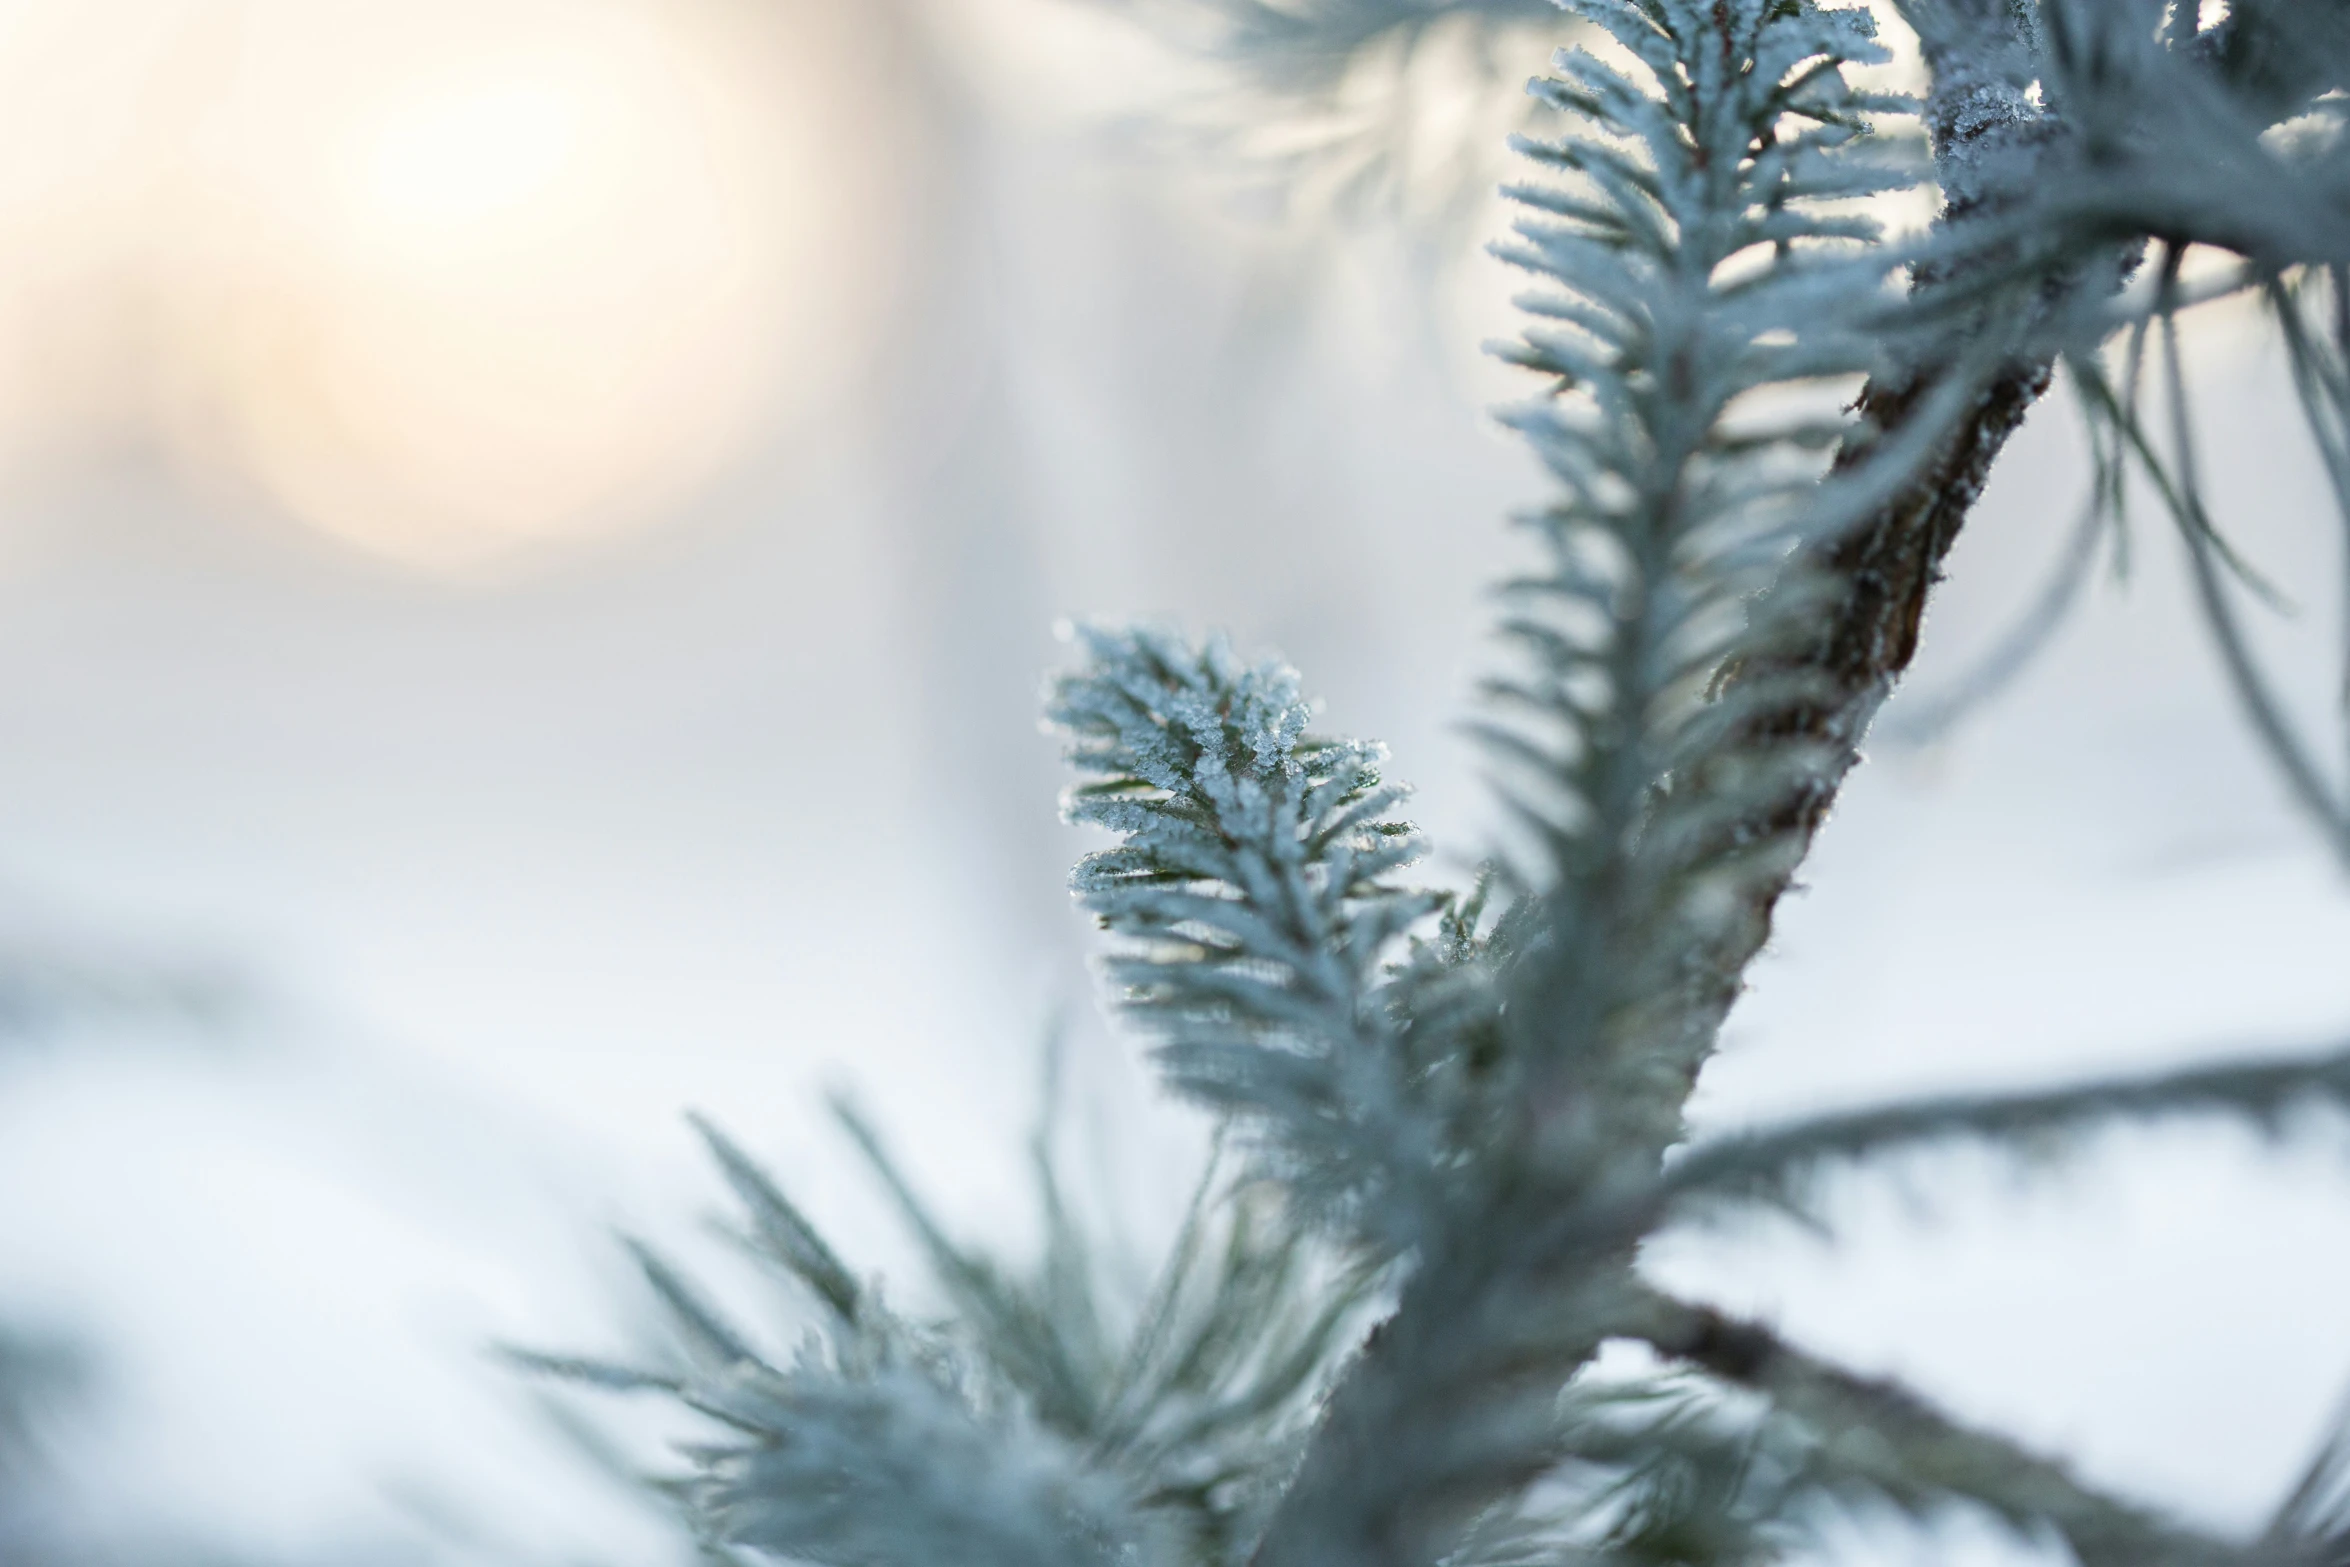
1508;1041;2350;1267
1657;1040;2350;1217
1627;1291;2248;1567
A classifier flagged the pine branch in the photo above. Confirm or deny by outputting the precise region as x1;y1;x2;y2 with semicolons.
1809;0;2350;882
525;1106;1384;1567
691;1112;863;1326
1047;624;1449;1254
1106;0;1563;95
1654;1040;2350;1225
1046;7;2350;1567
688;1361;1147;1567
1200;1035;2350;1562
539;7;2350;1566
1090;0;1580;237
1504;1040;2350;1264
1247;1238;1655;1567
1240;5;1945;1561
2063;322;2350;870
514;1140;1155;1565
1627;1293;2247;1567
1904;0;2350;276
1642;0;2350;1125
1663;116;2068;1152
1249;1013;2350;1567
1092;1175;1386;1560
834;1097;1117;1439
2268;1386;2350;1566
1452;1375;1839;1567
1473;0;1947;1178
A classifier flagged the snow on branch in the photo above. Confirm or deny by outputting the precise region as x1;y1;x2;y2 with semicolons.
1048;624;1452;1254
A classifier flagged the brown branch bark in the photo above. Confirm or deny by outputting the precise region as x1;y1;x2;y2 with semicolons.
1679;352;2054;1039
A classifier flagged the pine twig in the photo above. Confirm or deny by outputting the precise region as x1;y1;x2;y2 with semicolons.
1628;1292;2247;1567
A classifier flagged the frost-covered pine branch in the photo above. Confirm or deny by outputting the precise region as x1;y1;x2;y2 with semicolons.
1620;1292;2247;1567
1094;0;1577;229
1046;626;1450;1254
1108;0;1564;95
517;1104;1385;1567
529;2;2350;1565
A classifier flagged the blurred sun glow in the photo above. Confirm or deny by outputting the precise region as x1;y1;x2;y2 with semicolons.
362;81;581;237
0;0;895;572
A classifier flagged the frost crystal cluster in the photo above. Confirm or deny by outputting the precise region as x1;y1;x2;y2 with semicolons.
534;1;2350;1564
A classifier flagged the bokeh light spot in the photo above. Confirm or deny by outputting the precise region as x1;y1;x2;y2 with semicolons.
0;0;902;574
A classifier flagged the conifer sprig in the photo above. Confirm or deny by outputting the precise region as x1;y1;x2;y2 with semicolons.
1621;1293;2247;1567
1047;624;1449;1254
1116;0;1564;95
517;1102;1378;1566
1480;0;1925;1176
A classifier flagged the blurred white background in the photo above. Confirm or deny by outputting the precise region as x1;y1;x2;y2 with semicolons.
0;0;2343;1561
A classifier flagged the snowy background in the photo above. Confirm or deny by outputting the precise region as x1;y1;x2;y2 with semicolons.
0;0;2345;1560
